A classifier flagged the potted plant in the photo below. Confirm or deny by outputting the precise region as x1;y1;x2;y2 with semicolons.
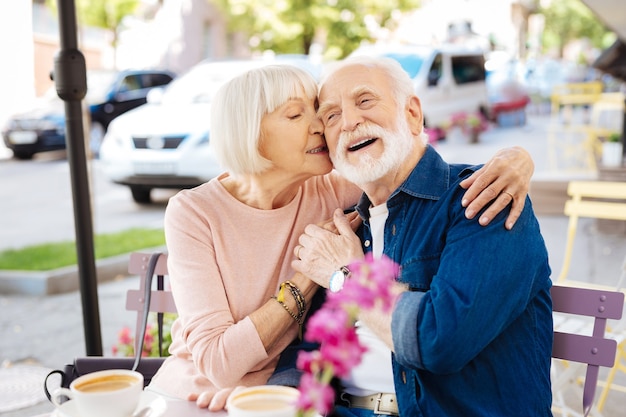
442;112;489;144
601;132;624;167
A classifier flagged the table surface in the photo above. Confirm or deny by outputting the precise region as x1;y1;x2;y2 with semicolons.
37;392;228;417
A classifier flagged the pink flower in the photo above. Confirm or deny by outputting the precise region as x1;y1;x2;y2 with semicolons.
111;313;177;358
297;255;400;417
296;373;335;415
318;329;366;377
304;307;350;344
118;327;132;345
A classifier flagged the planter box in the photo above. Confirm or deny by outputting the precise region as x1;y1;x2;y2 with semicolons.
602;142;624;167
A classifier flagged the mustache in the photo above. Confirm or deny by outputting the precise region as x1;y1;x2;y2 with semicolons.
338;122;389;145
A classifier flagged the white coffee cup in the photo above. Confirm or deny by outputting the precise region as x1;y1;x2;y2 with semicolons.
226;385;300;417
51;369;144;417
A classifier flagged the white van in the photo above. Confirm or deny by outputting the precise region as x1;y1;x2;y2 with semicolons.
350;44;490;128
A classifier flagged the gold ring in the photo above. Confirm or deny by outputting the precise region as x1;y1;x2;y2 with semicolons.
502;191;514;200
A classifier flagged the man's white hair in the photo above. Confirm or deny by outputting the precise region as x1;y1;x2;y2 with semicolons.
320;55;428;143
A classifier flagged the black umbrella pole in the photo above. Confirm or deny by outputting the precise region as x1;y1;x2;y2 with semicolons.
55;0;102;355
65;100;103;356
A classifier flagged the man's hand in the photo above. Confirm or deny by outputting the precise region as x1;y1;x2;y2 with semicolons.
292;208;364;287
460;146;533;230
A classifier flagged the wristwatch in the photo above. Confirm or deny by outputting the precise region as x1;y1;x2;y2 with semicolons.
329;266;351;293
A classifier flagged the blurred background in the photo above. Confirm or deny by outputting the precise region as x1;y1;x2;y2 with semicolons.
1;2;625;416
0;0;622;124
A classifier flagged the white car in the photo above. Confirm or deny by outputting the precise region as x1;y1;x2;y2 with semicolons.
350;44;490;128
99;57;321;203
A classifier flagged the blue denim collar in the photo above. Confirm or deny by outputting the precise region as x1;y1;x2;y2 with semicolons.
355;145;477;219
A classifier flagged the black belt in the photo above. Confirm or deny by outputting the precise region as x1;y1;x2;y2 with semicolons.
337;392;399;415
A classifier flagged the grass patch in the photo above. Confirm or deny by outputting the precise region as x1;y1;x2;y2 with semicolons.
0;228;165;271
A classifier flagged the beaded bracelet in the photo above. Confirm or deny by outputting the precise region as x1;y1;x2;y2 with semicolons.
272;296;304;340
282;281;306;320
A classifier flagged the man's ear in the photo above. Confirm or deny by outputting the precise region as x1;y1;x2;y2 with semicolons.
406;95;424;135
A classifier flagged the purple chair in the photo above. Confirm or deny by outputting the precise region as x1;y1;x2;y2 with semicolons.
550;285;624;416
126;252;176;355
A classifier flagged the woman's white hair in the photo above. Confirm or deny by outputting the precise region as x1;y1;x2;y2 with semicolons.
210;64;318;175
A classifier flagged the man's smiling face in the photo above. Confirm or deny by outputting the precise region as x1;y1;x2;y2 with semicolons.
317;63;420;186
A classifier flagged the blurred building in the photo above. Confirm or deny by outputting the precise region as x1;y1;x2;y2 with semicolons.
0;1;35;124
13;0;247;103
392;0;538;59
0;0;557;117
115;0;250;75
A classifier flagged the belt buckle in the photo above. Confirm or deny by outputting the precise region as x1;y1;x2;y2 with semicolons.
373;393;393;416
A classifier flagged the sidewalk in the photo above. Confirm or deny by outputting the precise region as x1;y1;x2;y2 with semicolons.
1;113;625;416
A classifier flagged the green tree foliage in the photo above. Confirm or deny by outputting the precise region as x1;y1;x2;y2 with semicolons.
540;0;614;58
46;0;140;65
213;0;421;60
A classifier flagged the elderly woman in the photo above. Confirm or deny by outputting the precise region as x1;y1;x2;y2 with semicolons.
147;64;534;407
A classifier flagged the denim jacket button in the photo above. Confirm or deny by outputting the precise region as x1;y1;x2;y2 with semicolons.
364;240;371;247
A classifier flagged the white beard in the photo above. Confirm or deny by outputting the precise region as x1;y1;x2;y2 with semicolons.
332;114;415;185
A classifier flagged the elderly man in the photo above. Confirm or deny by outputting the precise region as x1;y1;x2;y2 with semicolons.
292;56;553;417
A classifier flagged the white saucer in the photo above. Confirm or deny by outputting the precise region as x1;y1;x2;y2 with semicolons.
52;390;167;417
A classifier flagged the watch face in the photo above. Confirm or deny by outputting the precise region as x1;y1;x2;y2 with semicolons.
330;270;345;293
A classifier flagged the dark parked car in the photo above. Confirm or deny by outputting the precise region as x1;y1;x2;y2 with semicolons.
2;69;175;160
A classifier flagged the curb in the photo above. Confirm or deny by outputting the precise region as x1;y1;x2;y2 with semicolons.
0;246;166;296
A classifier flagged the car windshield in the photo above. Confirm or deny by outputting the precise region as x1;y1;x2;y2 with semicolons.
85;70;119;103
352;47;428;79
382;53;425;78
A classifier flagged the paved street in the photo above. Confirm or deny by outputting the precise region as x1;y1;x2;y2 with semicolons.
0;149;176;252
1;113;625;416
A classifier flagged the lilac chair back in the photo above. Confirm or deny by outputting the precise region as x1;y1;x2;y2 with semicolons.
550;285;624;416
126;252;176;354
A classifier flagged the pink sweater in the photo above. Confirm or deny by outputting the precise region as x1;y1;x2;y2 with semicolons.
150;171;361;398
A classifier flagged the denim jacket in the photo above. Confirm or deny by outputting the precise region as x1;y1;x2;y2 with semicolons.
354;146;553;416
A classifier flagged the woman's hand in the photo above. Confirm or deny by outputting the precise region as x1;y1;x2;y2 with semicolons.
188;386;242;410
460;146;534;230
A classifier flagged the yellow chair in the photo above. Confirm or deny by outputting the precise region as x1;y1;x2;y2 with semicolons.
583;93;625;164
551;81;603;115
557;181;626;284
547;123;599;172
547;93;625;173
553;180;626;414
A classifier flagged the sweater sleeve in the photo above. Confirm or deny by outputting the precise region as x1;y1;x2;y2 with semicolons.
164;191;269;388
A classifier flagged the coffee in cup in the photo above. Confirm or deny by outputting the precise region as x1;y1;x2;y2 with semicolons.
227;385;300;417
51;369;143;417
